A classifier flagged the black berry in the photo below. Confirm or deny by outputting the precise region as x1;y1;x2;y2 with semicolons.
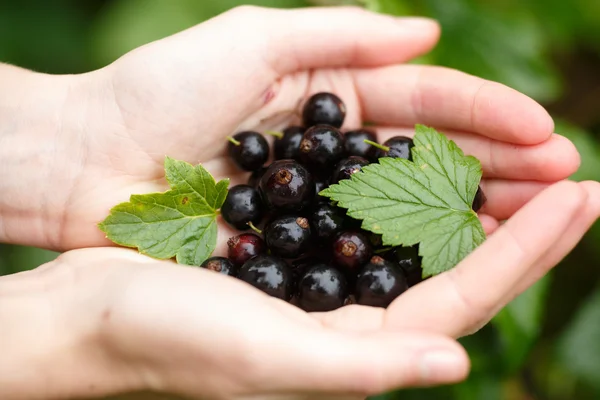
374;136;414;161
221;185;264;230
393;246;423;287
309;203;346;242
274;126;305;160
264;216;312;258
258;160;314;213
332;230;372;273
238;255;293;301
227;131;269;171
227;233;266;267
344;129;377;159
356;256;408;308
247;167;267;187
302;92;346;128
331;156;369;184
200;256;236;276
297;264;348;312
313;179;330;204
299;125;345;172
472;185;487;212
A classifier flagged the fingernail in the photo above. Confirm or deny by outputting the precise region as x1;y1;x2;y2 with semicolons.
419;350;466;382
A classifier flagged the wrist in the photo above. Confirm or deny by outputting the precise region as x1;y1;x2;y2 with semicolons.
0;260;144;399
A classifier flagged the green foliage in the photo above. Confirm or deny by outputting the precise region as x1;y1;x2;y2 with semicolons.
98;157;228;266
321;125;485;276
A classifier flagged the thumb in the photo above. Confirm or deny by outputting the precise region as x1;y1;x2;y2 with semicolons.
249;327;470;397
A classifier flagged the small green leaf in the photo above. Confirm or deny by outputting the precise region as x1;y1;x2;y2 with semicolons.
98;157;228;266
320;124;485;277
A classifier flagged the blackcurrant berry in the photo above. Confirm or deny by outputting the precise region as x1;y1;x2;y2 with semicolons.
302;92;346;128
472;185;487;212
238;255;293;301
200;256;237;276
332;230;372;273
344;129;377;159
393;245;423;287
227;233;266;267
373;136;414;161
313;179;330;204
221;185;264;230
227;131;269;171
355;256;408;308
309;203;346;242
258;160;314;213
299;125;345;172
274;126;305;160
331;156;370;184
297;264;348;312
264;216;312;258
247;166;267;187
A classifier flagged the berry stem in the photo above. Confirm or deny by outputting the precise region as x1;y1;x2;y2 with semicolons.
264;130;284;139
363;139;389;152
247;221;263;234
374;247;393;254
226;136;241;146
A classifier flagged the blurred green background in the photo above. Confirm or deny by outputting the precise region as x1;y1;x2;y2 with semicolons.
1;0;599;399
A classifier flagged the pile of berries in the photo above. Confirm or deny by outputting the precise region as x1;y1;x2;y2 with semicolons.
201;92;485;312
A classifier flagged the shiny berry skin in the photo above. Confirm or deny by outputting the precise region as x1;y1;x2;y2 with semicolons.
302;92;346;128
221;185;264;230
331;156;370;184
247;167;267;187
332;230;372;272
258;160;314;213
375;136;414;161
355;256;408;308
299;125;345;171
297;264;349;312
199;256;236;276
227;233;266;267
309;203;346;242
264;216;312;258
274;126;305;160
227;131;269;171
393;246;423;287
344;129;377;159
313;179;330;204
472;185;487;213
238;255;293;301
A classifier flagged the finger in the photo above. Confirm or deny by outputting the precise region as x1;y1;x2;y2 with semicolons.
479;179;552;220
352;65;554;145
370;127;580;181
255;6;441;74
258;327;469;396
479;214;500;235
509;180;600;297
385;180;586;338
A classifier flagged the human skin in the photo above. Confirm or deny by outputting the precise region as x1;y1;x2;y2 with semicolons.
0;5;598;400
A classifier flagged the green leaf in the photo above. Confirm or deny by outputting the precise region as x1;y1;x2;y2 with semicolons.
98;157;229;266
320;125;485;277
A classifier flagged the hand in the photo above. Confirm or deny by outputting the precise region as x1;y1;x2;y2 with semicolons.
4;179;597;400
2;6;579;251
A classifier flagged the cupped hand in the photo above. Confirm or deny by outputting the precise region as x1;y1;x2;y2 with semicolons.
13;179;598;400
40;5;579;251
